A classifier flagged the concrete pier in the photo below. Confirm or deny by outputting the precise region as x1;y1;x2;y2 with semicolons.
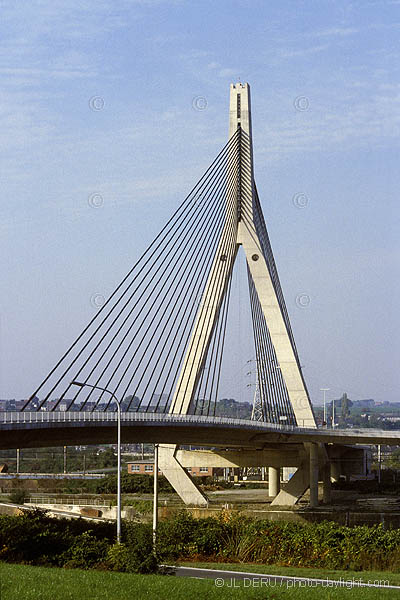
268;467;280;497
309;443;319;508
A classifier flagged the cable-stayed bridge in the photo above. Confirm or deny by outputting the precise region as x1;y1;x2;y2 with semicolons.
3;83;398;506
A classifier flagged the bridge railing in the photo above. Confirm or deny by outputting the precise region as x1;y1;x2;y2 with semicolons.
0;411;301;430
26;496;109;507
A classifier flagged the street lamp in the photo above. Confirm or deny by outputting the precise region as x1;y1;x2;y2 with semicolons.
71;381;122;544
153;444;159;552
320;388;330;428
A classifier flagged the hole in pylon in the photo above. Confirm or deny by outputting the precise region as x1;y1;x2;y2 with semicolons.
252;254;259;261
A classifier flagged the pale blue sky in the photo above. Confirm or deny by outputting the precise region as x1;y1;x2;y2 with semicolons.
0;0;399;405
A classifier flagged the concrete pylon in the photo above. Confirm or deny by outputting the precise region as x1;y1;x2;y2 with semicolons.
322;461;332;504
273;443;330;506
271;457;310;506
158;444;207;506
309;443;319;507
158;83;316;505
268;467;280;497
331;460;341;482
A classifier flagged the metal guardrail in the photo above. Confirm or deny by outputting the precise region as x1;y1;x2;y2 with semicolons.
0;473;105;479
27;496;108;507
1;412;399;443
0;411;299;431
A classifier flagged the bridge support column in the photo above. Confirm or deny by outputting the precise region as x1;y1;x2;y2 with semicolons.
158;444;208;506
331;460;340;483
268;467;280;497
323;462;332;504
309;443;319;507
271;457;310;506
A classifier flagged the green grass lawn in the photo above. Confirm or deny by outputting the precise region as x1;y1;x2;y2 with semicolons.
1;562;398;600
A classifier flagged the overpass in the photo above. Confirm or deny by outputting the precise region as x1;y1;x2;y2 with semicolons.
2;410;398;506
1;411;399;449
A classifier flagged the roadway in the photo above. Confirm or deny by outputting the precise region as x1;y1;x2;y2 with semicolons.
171;565;399;590
1;412;400;450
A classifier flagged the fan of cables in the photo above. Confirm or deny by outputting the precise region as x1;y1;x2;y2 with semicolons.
24;130;241;414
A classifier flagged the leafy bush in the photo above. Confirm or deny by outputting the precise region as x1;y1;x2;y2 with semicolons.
0;508;158;573
0;509;71;564
0;509;114;566
157;511;198;559
122;499;153;514
61;531;109;569
156;510;400;571
9;490;27;505
121;521;157;573
107;542;157;574
95;473;174;494
1;508;400;573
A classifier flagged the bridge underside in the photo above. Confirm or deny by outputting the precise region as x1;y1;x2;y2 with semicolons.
2;419;397;506
0;421;376;507
1;421;275;450
1;420;398;450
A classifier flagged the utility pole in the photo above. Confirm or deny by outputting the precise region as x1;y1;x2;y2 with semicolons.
320;388;329;427
16;449;20;474
72;380;122;544
377;444;381;484
248;359;264;422
63;446;67;474
153;444;159;552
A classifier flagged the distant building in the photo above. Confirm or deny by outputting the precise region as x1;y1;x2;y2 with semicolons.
352;399;375;409
127;461;161;475
127;460;222;477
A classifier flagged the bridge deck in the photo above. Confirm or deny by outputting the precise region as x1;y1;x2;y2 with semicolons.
1;412;399;450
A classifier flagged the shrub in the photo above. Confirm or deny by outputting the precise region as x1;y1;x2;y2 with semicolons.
121;521;157;572
156;511;400;572
157;511;198;559
122;499;153;514
61;531;109;569
2;507;400;573
0;509;72;564
107;542;157;574
96;473;174;494
9;490;27;505
0;509;114;566
0;508;161;572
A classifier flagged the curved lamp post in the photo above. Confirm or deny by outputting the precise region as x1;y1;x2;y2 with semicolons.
71;381;122;543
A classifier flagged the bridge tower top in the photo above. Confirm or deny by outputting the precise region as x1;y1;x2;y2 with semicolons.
229;82;253;139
